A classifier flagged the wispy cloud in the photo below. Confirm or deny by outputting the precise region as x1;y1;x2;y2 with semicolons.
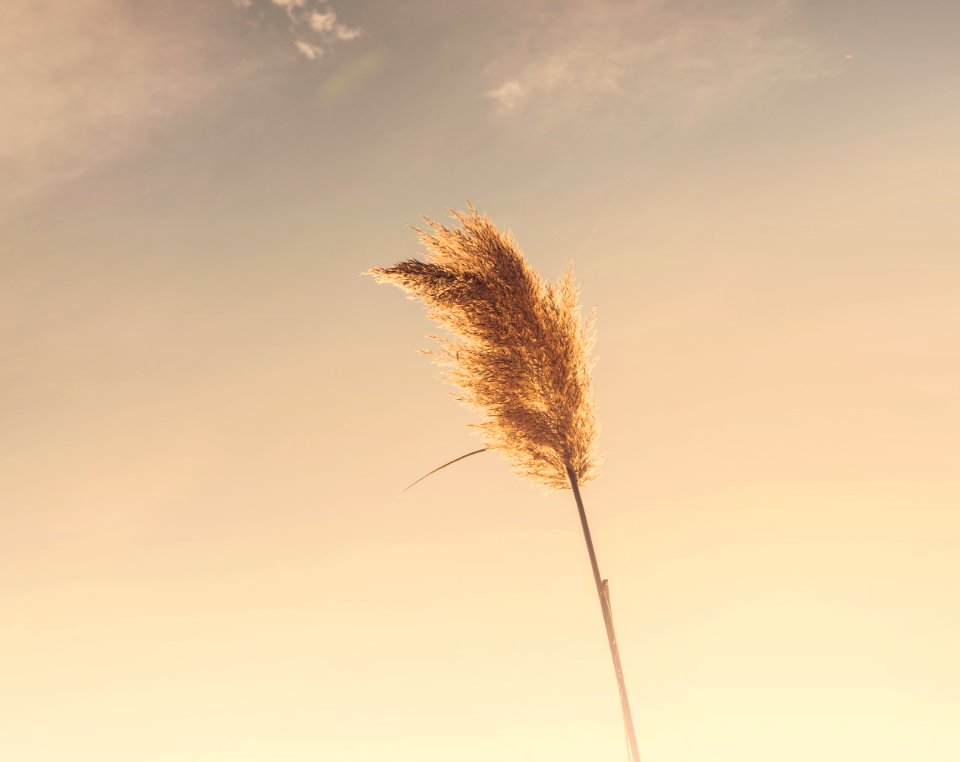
295;40;323;60
0;0;365;206
483;0;834;122
272;0;307;10
485;80;526;110
309;10;336;33
239;1;361;60
333;24;362;42
0;1;238;206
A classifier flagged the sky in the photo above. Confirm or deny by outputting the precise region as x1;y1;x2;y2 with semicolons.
2;0;959;760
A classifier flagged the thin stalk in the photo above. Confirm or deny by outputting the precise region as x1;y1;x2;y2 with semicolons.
566;464;640;762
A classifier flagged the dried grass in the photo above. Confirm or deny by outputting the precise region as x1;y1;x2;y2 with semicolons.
366;203;600;490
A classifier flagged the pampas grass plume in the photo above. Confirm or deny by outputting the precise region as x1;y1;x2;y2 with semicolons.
367;203;640;762
367;203;600;490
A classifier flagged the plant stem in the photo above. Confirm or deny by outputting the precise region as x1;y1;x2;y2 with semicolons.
566;464;641;762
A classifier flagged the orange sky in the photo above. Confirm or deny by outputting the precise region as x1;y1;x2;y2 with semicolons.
2;1;959;760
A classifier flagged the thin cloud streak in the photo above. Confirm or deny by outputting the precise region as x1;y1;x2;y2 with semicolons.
296;40;324;60
0;1;237;206
483;0;834;123
0;0;364;205
485;80;526;110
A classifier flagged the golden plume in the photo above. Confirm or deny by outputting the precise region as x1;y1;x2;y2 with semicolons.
366;203;600;490
367;204;640;762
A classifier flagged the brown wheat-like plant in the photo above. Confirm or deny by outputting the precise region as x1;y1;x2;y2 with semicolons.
367;203;640;762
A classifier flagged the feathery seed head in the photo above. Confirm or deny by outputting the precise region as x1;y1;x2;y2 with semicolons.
367;204;600;490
